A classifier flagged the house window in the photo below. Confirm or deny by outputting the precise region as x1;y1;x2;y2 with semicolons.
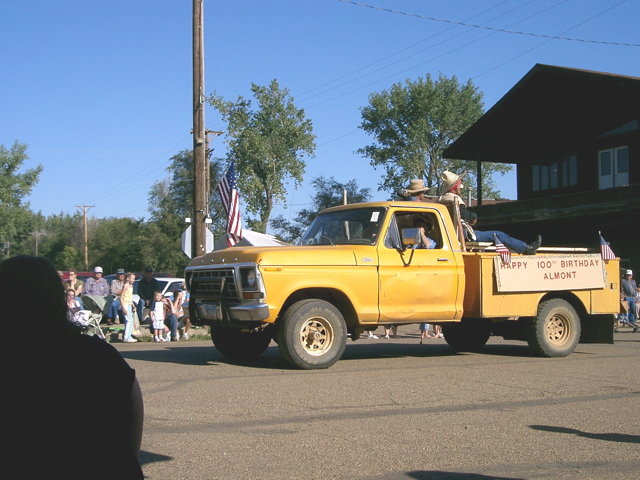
598;146;629;189
532;155;577;192
562;155;577;187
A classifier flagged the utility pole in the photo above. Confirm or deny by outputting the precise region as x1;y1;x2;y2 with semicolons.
76;204;94;270
28;230;46;256
192;0;207;258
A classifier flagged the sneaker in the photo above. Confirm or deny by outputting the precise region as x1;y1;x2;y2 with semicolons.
383;335;390;339
182;332;189;340
165;333;171;342
154;336;160;343
367;332;379;339
171;336;179;342
124;338;138;343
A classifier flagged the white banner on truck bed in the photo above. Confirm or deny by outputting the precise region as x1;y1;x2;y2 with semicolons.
494;254;607;293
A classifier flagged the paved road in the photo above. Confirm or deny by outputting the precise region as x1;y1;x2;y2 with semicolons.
115;327;640;480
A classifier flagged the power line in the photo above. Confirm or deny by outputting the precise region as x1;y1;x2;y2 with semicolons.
337;0;640;47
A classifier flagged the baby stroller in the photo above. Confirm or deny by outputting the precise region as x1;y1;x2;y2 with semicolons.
68;308;107;340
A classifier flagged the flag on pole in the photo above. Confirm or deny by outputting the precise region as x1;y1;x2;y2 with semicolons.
599;234;616;260
216;160;242;247
494;234;511;265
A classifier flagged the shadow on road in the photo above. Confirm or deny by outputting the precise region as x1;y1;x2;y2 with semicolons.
117;337;533;369
530;424;640;444
139;449;171;467
404;472;523;480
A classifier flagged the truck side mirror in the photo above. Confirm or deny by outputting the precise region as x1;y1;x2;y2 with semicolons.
402;228;421;248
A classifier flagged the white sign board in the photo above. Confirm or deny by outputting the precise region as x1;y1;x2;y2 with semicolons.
182;226;214;259
494;254;607;293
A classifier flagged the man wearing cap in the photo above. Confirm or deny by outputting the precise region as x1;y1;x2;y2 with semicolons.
105;269;126;325
83;266;109;297
438;170;542;255
137;267;160;323
621;270;638;331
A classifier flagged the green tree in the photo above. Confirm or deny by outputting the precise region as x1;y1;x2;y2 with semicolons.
209;79;316;233
0;141;42;258
358;73;512;198
52;246;83;271
271;176;371;243
38;212;84;267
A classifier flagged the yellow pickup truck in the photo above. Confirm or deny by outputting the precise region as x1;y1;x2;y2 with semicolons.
185;201;619;369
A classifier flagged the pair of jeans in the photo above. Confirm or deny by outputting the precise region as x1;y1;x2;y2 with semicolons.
123;304;134;341
107;297;124;322
624;296;637;324
474;230;527;254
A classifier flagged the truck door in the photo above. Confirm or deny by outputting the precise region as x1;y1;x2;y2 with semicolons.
377;210;462;323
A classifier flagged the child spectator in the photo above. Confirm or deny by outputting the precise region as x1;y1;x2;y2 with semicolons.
173;287;191;340
119;272;138;343
150;291;167;342
150;290;179;342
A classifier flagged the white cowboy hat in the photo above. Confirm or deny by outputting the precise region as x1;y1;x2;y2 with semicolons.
439;170;467;194
404;179;430;194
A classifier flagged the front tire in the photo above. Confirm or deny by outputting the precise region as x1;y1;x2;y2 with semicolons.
210;325;272;361
526;299;580;357
277;299;347;370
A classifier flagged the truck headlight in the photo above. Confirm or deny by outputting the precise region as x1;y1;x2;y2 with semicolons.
240;268;257;289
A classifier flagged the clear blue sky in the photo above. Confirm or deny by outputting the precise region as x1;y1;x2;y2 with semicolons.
2;0;638;228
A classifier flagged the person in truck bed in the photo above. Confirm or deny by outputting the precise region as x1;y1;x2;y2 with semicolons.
438;170;541;255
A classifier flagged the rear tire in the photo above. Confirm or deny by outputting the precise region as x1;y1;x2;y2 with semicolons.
277;299;347;370
526;299;580;357
210;325;272;361
442;319;491;352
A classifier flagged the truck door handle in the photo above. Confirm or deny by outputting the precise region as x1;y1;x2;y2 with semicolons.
437;258;451;262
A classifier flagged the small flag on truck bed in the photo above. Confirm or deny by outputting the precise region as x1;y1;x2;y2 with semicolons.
494;234;511;265
599;234;616;260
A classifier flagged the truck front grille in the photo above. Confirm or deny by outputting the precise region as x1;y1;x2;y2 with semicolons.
191;268;240;302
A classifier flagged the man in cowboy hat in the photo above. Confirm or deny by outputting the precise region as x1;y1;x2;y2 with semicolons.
439;170;541;255
400;179;430;201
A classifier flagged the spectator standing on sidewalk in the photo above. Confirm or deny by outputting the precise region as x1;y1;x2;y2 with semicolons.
621;270;638;332
120;272;138;343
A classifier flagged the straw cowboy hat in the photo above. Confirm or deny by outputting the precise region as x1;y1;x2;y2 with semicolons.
439;170;467;194
404;179;430;195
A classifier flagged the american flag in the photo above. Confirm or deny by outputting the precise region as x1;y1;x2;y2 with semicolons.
216;160;242;247
494;234;511;265
599;234;616;260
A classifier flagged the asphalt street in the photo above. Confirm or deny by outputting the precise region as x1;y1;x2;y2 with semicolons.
115;326;640;480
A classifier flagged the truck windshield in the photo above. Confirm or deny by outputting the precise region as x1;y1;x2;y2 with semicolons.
300;207;387;245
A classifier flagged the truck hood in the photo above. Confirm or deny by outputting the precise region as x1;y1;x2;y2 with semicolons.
187;245;378;267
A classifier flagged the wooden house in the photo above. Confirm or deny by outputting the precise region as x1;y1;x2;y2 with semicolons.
443;64;640;269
